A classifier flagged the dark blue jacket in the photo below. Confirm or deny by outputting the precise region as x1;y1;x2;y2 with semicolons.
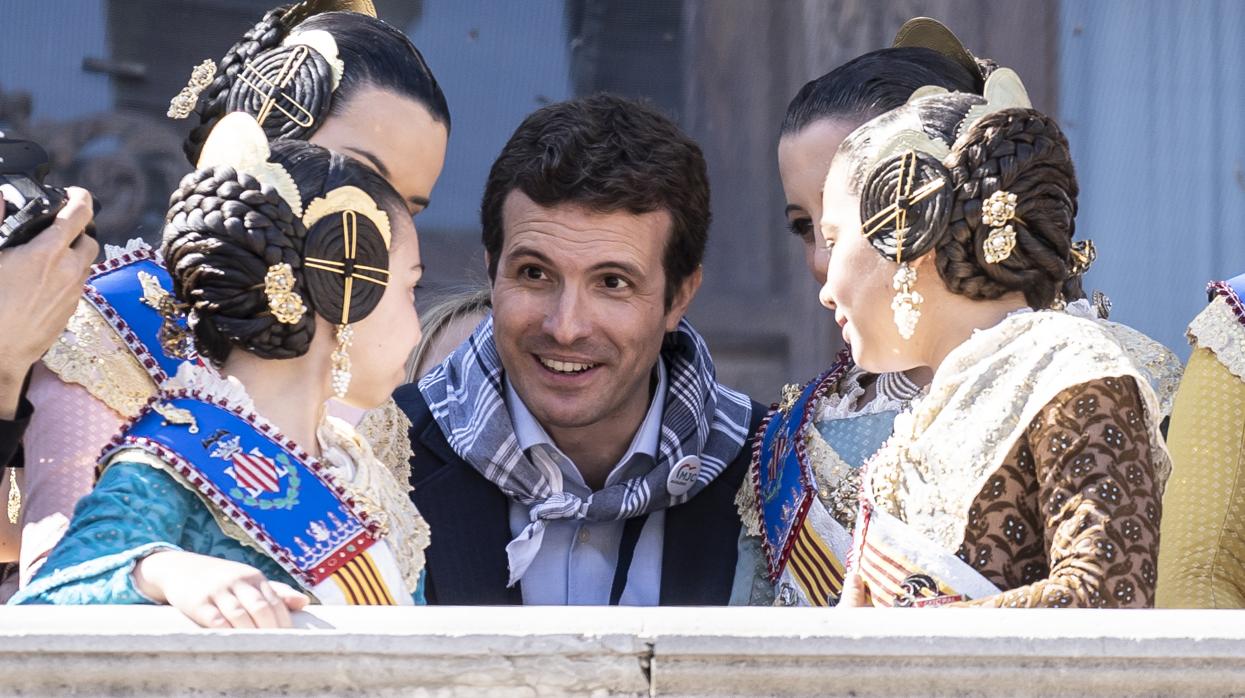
394;384;764;605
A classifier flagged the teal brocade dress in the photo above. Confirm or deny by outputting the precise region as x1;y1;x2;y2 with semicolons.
10;462;305;604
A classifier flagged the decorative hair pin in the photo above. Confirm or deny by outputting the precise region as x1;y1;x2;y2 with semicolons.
303;185;392;326
980;190;1019;264
237;45;319;128
265;263;308;324
168;59;217;119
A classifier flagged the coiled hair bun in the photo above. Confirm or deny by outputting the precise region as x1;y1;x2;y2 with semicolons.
163;164;316;364
223;42;335;144
858;149;954;262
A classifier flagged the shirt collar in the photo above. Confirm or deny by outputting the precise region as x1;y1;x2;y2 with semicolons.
505;359;667;481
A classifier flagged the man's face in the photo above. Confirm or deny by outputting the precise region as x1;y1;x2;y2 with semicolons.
491;191;698;434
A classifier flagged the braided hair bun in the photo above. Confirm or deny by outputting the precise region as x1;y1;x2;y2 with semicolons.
938;107;1078;308
163;131;406;365
163;164;315;363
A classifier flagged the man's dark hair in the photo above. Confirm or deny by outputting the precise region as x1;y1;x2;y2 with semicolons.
481;94;709;308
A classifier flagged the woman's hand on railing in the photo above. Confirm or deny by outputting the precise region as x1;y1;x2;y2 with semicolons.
133;550;309;628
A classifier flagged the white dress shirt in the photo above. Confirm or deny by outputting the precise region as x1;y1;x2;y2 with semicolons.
505;363;667;605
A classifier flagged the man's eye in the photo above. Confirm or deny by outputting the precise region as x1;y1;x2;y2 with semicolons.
520;266;545;281
602;275;631;290
787;218;814;242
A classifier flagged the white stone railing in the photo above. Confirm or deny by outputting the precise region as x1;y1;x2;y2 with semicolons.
3;606;1244;696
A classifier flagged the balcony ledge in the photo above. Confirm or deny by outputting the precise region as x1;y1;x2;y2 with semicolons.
2;606;1243;696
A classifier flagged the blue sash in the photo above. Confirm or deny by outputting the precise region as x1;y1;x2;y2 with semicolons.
84;247;194;385
751;353;852;581
104;392;384;590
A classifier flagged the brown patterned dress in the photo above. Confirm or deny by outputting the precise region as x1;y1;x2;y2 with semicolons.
953;376;1162;607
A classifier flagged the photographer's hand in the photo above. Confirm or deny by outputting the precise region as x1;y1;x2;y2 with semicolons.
0;188;98;419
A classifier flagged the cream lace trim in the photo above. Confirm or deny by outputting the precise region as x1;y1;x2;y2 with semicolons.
355;398;414;495
318;416;429;592
41;299;156;419
865;310;1173;554
1188;296;1245;382
736;368;910;537
1098;319;1183;418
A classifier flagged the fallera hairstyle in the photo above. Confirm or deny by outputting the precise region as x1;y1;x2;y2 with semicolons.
183;7;450;165
480;93;709;309
839;93;1080;309
781;46;993;137
162;138;405;365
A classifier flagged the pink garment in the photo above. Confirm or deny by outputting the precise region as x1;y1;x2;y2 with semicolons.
19;362;125;584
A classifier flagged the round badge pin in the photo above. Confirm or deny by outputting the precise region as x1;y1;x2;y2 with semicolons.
666;455;701;496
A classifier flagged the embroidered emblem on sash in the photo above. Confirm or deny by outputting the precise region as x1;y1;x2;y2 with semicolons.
750;351;852;582
104;390;382;589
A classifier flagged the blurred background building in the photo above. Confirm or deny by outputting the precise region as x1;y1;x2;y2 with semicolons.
1;0;1241;401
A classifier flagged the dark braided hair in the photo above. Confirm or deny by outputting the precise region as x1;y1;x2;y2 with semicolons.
163;138;405;365
939;106;1078;309
841;91;1079;310
184;7;292;164
182;8;450;165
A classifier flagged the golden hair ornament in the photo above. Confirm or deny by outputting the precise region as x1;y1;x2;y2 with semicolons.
981;190;1020;264
302;186;391;248
282;0;377;30
1069;239;1098;278
892;17;984;84
957;68;1033;139
264;263;308;324
168;59;217;119
195;112;304;217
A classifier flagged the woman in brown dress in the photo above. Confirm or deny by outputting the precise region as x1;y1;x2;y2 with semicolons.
819;69;1169;608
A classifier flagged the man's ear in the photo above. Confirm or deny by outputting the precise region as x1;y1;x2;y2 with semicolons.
664;266;703;333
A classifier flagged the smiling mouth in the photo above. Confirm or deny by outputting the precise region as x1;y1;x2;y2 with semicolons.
538;356;600;375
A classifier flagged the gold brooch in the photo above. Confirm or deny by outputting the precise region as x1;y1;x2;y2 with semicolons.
153;402;200;434
168;59;217;119
981;190;1019;264
265;263;307;324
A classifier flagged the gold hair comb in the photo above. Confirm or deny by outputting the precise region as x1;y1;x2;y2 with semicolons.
168;59;217;119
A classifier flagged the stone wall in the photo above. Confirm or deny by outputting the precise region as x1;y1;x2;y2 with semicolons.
3;606;1244;696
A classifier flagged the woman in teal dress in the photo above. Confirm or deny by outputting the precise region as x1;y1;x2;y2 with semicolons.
11;113;431;626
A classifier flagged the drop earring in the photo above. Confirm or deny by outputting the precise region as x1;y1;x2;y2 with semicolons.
891;262;923;340
330;324;353;399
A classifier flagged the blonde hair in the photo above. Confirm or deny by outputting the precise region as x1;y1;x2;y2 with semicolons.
406;287;492;381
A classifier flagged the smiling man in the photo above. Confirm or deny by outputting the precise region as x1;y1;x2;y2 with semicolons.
394;94;764;605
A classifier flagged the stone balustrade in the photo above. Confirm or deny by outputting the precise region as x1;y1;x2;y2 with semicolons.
2;606;1243;696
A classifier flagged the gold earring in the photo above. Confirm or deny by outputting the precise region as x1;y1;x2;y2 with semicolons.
7;468;20;525
891;262;923;340
265;263;307;325
981;190;1019;264
330;324;353;399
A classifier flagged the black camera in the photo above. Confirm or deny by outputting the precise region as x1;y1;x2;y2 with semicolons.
0;137;96;250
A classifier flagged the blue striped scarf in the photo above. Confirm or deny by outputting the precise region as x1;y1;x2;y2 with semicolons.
419;315;753;586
